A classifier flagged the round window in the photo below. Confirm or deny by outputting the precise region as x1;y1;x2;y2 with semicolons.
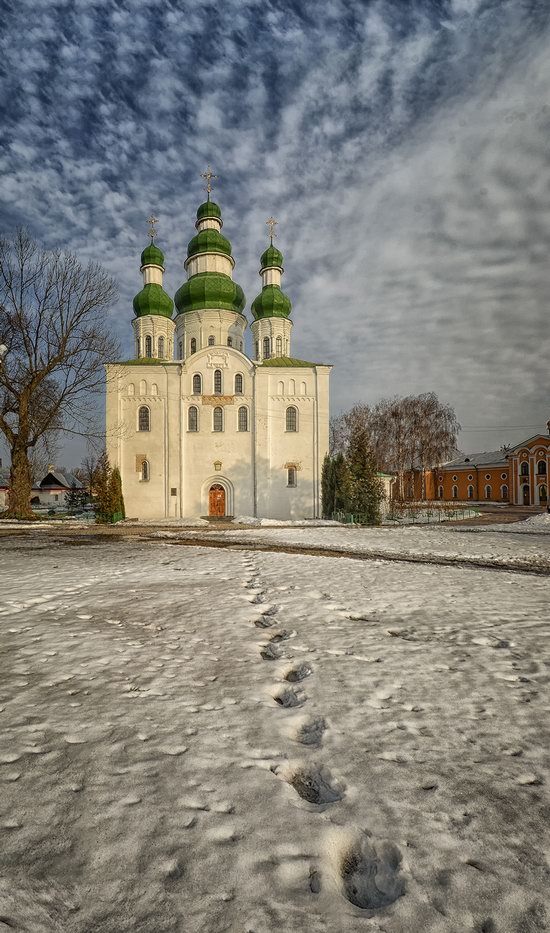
438;475;443;482
468;474;473;481
485;474;491;480
452;475;458;481
501;473;507;480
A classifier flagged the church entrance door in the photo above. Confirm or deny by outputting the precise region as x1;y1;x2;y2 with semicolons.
522;484;530;506
209;484;225;517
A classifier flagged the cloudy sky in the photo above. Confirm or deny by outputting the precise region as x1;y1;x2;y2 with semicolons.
1;0;549;465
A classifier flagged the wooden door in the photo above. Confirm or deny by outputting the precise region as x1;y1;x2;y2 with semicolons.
209;484;225;517
522;485;530;506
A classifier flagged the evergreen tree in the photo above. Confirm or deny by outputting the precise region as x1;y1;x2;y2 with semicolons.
321;454;334;518
333;453;351;512
66;482;84;514
93;450;112;523
346;424;384;524
108;467;125;520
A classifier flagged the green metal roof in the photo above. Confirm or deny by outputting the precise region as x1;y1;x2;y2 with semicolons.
133;283;174;318
259;356;324;368
119;358;176;365
196;200;222;223
260;244;284;270
174;272;246;315
140;243;165;268
187;228;232;260
251;284;292;320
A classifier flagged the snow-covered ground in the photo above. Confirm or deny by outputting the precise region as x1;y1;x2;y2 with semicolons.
1;527;549;931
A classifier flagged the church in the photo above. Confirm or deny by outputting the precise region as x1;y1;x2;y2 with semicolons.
105;171;331;521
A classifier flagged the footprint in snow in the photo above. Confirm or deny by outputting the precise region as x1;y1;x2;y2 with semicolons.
273;686;306;708
339;833;404;910
280;762;344;806
260;644;283;661
285;663;313;683
269;629;293;643
293;716;326;747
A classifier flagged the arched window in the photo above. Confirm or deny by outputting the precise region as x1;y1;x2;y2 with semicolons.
452;485;458;499
238;406;248;432
235;373;243;395
213;407;223;432
138;406;150;432
208;335;215;346
438;486;444;499
289;378;296;395
128;383;135;396
192;374;202;395
141;459;150;482
276;336;282;357
255;341;259;360
539;484;547;503
537;460;547;476
227;336;233;347
467;485;474;498
287;466;297;487
188;406;198;432
301;382;307;395
239;340;243;351
145;335;153;358
139;380;146;395
277;380;284;395
158;336;165;358
214;369;222;394
520;462;529;476
485;484;492;499
178;340;183;359
263;336;271;360
151;383;158;396
190;338;197;354
286;406;297;432
501;484;508;500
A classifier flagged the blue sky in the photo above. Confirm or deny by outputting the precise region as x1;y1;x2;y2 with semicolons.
1;0;549;467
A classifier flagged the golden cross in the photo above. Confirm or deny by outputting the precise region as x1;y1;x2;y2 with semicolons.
266;216;278;242
200;165;218;196
148;215;159;240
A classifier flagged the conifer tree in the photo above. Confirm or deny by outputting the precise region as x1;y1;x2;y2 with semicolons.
321;454;334;518
93;450;112;523
108;467;125;520
345;423;384;524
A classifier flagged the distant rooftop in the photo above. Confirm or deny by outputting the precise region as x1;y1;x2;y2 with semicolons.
442;450;507;469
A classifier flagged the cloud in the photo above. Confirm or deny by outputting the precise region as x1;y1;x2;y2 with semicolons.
0;0;549;465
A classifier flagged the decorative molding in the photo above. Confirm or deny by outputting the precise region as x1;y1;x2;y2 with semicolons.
206;352;229;368
202;394;234;406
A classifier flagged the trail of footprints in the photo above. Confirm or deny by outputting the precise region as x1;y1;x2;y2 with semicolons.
240;554;405;915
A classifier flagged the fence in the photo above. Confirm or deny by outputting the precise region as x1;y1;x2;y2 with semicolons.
333;506;478;526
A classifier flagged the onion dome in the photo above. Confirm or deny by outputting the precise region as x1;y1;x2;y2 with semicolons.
260;244;283;270
251;284;292;320
196;200;222;226
140;243;165;268
133;283;174;318
175;273;245;316
186;228;232;260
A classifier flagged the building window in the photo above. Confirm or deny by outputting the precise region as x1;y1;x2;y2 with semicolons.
128;383;135;396
178;340;183;359
255;341;259;360
467;474;473;481
158;336;165;358
452;475;458;482
286;406;297;432
190;338;197;354
235;373;243;395
276;335;282;357
214;369;222;394
485;484;492;499
467;485;474;498
452;485;458;499
138;406;150;431
238;406;248;432
438;485;444;499
501;484;508;500
520;462;529;476
485;473;491;481
287;466;297;487
188;406;198;432
539;484;547;503
239;340;243;351
227;336;233;347
537;460;547;475
501;472;507;480
141;459;150;482
263;336;271;360
213;406;223;432
145;335;153;358
192;373;202;395
208;335;215;347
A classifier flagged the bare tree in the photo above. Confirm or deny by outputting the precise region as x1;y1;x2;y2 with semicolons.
0;230;119;518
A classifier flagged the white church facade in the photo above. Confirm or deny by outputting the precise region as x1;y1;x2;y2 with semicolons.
106;183;331;520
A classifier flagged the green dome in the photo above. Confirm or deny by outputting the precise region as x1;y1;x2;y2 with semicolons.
251;284;292;320
140;243;165;268
187;228;232;261
196;200;222;223
260;244;284;270
175;273;245;316
133;283;174;319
